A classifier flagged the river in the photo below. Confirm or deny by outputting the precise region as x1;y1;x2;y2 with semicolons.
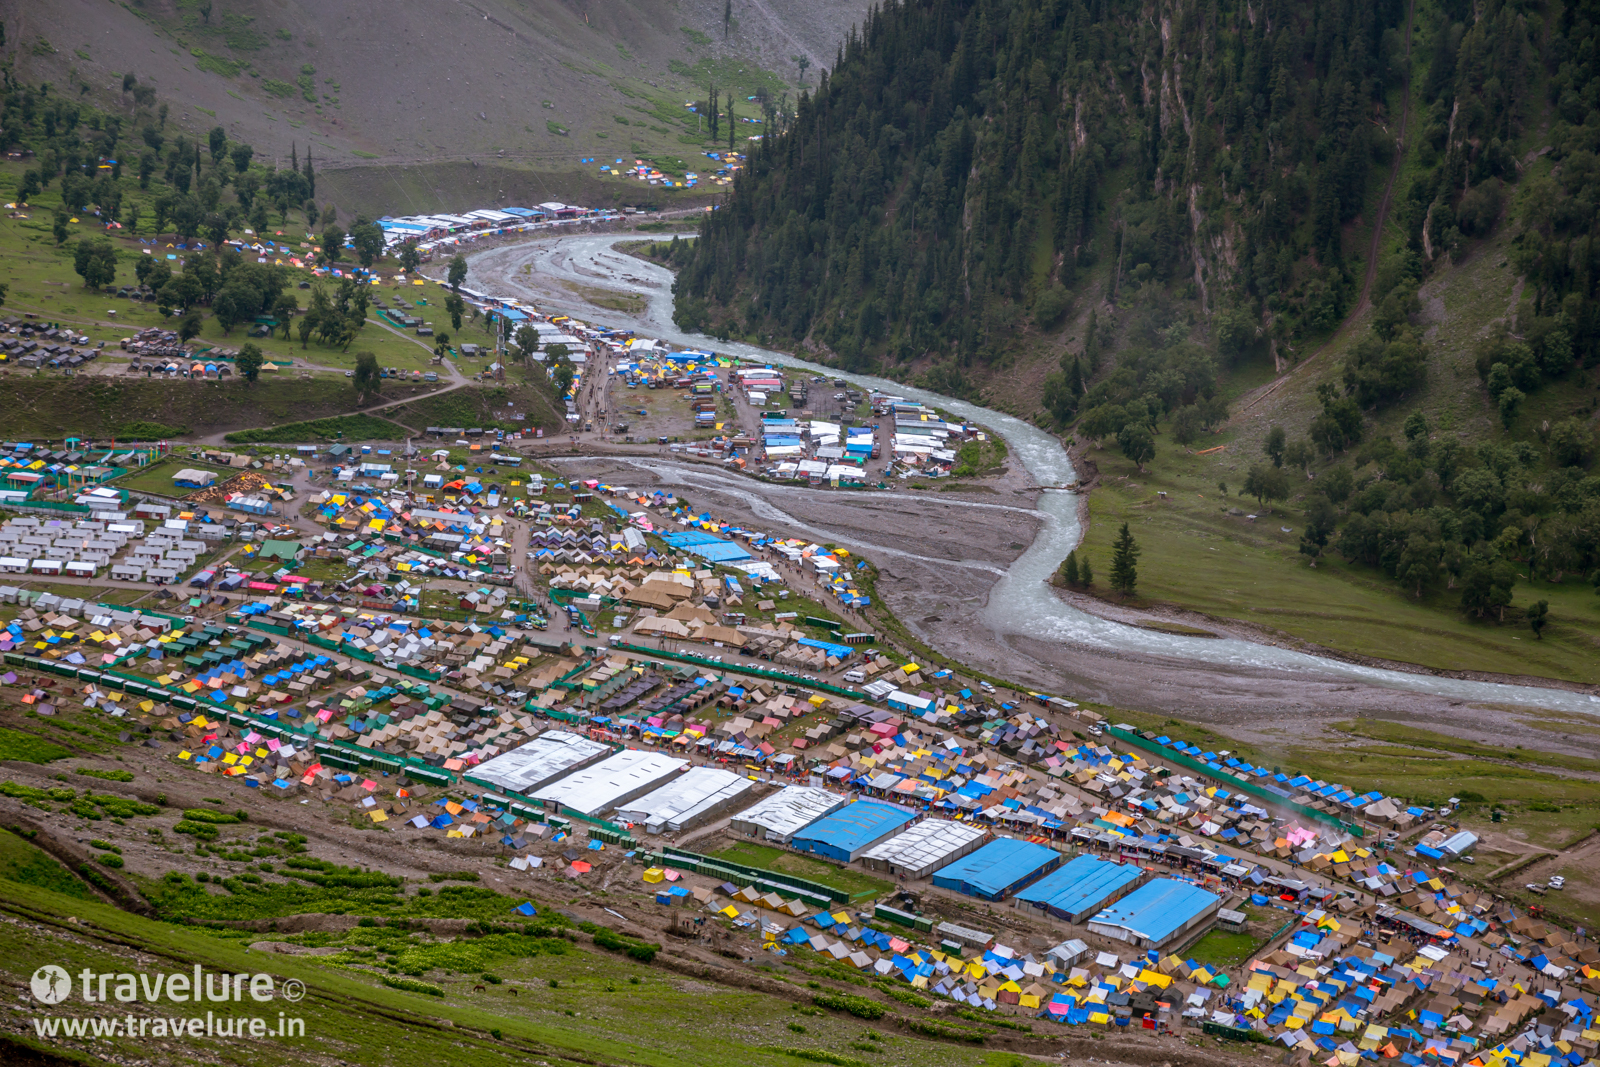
464;233;1600;719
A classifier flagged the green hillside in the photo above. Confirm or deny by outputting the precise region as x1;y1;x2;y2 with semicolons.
0;73;569;438
673;0;1600;675
5;0;866;205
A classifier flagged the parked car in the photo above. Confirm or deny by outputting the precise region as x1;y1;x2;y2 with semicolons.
1549;876;1565;889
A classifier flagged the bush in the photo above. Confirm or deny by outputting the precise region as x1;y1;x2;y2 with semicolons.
1;782;76;803
874;983;928;1009
96;854;125;868
119;421;188;440
86;795;161;818
381;975;443;997
225;415;409;444
181;808;243;824
1032;285;1074;330
905;1017;989;1042
76;768;135;782
811;993;885;1020
758;1048;872;1067
78;863;117;893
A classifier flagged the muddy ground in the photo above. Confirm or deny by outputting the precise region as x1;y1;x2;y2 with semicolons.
527;449;1600;762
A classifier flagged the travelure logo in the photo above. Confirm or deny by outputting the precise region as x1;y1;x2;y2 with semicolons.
31;966;72;1006
26;964;304;1004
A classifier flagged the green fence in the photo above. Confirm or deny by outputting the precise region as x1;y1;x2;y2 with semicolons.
610;642;861;699
873;903;934;932
1202;1021;1257;1042
658;845;855;904
2;650;458;788
646;850;835;909
399;663;444;681
587;825;636;848
1106;725;1365;838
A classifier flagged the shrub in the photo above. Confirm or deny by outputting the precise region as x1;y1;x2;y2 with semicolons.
1;782;76;803
874;983;928;1009
381;975;443;997
181;808;243;824
905;1017;989;1042
811;993;885;1020
76;768;135;782
78;863;116;892
758;1048;872;1067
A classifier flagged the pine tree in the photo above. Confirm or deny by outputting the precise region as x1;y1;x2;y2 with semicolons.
709;85;719;143
290;141;297;174
1080;558;1093;587
1109;523;1140;599
304;146;315;199
1083;310;1100;371
1062;552;1079;585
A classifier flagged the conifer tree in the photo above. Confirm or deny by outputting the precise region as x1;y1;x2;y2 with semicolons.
1109;524;1139;599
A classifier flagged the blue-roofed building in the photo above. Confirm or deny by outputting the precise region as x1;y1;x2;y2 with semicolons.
930;838;1063;901
1012;854;1151;922
788;800;917;862
1085;878;1221;950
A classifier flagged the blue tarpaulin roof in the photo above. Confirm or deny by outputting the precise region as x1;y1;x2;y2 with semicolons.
1014;854;1145;919
932;838;1063;901
1087;878;1220;947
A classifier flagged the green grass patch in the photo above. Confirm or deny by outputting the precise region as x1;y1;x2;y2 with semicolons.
1332;720;1600;776
761;1048;873;1067
224;414;409;443
711;843;894;900
113;456;238;497
811;992;885;1020
0;869;1003;1067
1183;929;1260;970
75;768;135;782
1076;437;1600;686
190;49;242;77
0;830;94;899
0;727;72;763
120;419;190;438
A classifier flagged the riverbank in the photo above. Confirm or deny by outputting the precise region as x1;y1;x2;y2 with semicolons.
460;230;1600;725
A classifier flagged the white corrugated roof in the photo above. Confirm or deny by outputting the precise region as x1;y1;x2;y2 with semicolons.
471;730;610;794
531;749;687;816
613;766;755;831
860;819;986;870
728;785;847;842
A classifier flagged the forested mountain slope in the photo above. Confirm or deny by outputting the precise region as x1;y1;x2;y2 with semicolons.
679;0;1407;366
676;0;1600;656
